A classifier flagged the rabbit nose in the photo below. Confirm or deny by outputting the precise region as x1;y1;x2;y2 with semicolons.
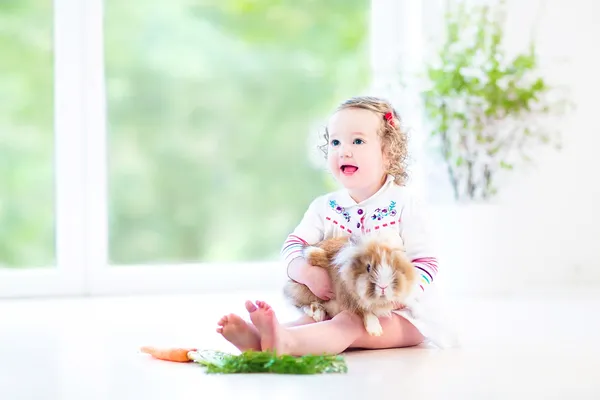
377;285;388;294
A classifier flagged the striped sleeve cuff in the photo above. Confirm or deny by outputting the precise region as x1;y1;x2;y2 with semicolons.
412;257;439;292
281;235;309;265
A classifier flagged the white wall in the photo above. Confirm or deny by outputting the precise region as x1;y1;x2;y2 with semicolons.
418;0;600;295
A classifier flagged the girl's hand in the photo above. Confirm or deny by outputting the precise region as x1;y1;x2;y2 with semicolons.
305;265;335;301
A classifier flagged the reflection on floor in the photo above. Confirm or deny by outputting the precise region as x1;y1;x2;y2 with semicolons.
1;289;599;399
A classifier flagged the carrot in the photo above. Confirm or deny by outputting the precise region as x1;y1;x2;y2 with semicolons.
140;346;197;362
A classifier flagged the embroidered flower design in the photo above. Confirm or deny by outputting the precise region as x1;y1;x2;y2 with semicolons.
330;200;350;222
371;200;396;221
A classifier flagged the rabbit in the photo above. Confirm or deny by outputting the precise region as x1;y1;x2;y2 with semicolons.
283;230;418;336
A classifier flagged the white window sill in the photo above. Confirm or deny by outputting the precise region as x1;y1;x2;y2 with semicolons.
0;262;286;298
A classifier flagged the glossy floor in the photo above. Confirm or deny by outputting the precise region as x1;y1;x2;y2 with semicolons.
1;289;599;399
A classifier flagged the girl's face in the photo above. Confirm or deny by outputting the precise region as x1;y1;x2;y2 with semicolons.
326;107;388;202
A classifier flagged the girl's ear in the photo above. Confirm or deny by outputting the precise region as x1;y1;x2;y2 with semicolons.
380;143;391;170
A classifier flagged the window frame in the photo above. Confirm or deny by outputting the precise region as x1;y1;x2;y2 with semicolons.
0;0;89;297
1;0;424;298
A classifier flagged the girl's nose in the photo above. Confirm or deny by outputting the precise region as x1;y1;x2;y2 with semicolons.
340;146;352;158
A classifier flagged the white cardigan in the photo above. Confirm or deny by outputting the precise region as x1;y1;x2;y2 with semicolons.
280;174;439;295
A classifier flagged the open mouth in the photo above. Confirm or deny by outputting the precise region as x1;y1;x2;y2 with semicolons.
340;165;359;175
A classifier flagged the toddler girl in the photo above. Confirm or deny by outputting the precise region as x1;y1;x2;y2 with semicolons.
216;96;445;356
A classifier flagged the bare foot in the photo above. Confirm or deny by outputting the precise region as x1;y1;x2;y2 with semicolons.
245;300;294;355
216;313;261;352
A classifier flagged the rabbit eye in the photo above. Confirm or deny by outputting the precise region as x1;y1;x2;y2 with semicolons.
366;263;371;272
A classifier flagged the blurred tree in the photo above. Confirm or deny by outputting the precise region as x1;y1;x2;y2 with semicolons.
0;0;54;268
105;0;369;264
0;0;369;267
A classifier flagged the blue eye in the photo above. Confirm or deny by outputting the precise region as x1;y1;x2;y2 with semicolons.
353;139;364;145
331;139;340;146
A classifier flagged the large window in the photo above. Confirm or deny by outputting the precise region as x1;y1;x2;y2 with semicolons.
0;0;377;297
0;0;55;269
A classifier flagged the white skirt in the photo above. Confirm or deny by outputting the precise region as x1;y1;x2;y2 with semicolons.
393;285;460;349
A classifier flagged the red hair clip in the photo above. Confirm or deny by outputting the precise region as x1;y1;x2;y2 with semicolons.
384;112;394;126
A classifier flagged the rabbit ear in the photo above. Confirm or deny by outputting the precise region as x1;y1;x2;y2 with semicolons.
373;228;404;249
333;241;359;270
348;233;361;246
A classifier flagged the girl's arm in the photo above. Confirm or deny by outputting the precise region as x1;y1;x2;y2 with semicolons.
399;194;439;293
280;196;325;283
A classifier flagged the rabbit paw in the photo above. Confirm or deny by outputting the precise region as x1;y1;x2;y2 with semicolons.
310;303;327;322
364;314;383;336
302;303;326;322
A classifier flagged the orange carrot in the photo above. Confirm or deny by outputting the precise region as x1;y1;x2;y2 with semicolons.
140;346;197;362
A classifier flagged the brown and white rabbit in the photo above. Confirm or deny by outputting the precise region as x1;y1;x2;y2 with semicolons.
283;230;418;336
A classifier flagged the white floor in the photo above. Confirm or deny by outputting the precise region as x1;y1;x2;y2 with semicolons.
1;289;599;400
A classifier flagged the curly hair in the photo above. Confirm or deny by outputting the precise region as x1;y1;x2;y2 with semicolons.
319;96;409;186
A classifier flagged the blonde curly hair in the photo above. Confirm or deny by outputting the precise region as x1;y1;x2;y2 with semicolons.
319;96;409;186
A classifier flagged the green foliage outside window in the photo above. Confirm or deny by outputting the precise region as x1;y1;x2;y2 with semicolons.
0;0;369;267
